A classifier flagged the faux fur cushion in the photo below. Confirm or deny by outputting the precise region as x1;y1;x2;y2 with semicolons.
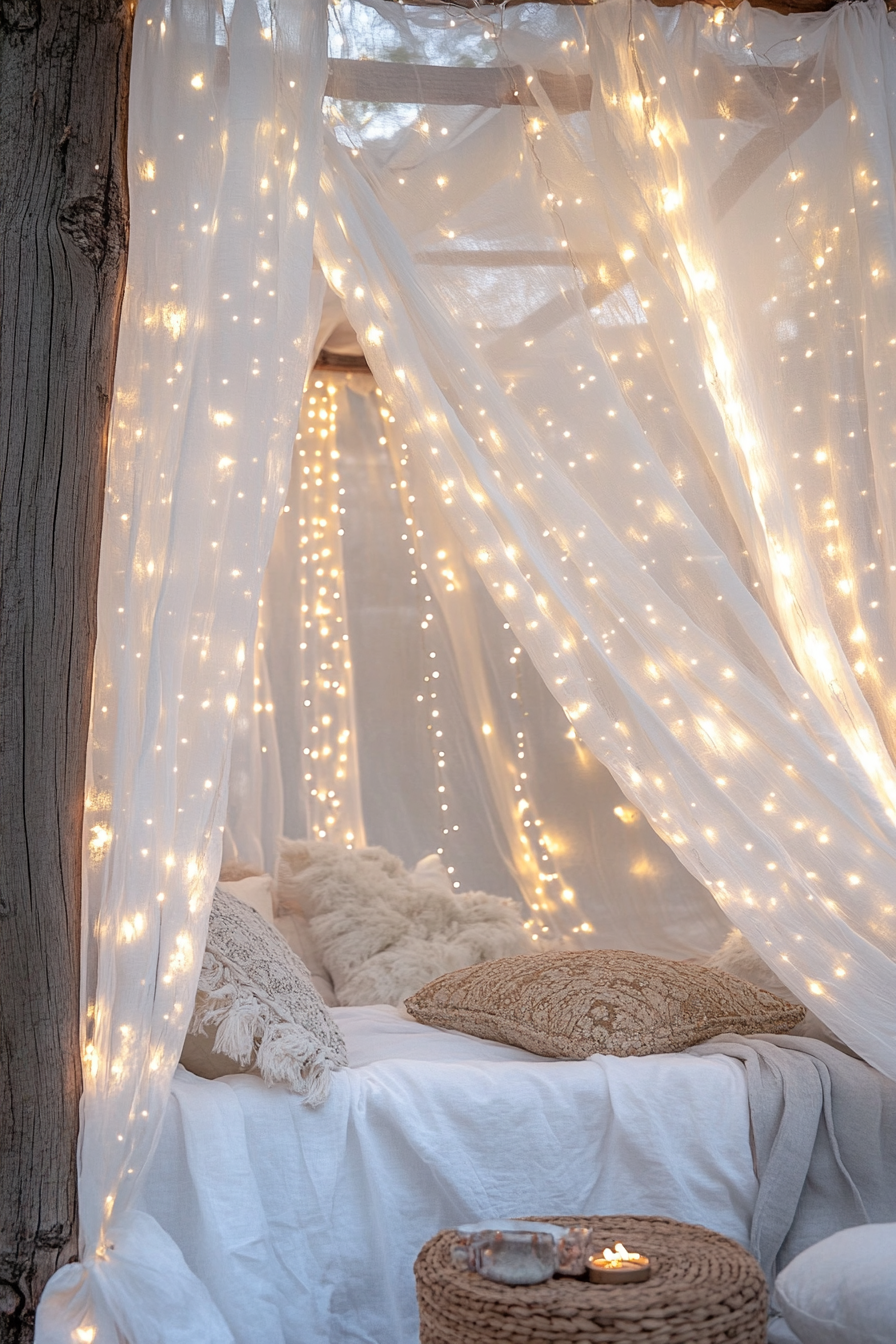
404;949;806;1059
412;853;454;891
704;928;797;996
705;928;853;1054
185;885;347;1102
275;839;533;1007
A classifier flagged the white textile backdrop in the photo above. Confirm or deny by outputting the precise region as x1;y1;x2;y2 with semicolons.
314;0;896;1073
37;0;326;1339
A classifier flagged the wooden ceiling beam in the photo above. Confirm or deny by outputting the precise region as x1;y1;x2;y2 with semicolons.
375;0;856;11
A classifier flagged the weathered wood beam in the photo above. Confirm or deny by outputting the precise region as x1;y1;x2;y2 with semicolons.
0;2;133;1339
314;350;372;372
326;61;592;112
377;0;859;11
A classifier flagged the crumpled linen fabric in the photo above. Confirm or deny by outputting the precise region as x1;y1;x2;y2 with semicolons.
37;0;327;1338
135;1011;759;1344
688;1033;896;1330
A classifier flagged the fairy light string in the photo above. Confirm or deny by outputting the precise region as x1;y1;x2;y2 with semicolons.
382;406;576;939
295;378;363;847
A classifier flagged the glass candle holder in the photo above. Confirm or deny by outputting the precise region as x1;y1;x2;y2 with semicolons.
555;1226;592;1276
452;1229;558;1285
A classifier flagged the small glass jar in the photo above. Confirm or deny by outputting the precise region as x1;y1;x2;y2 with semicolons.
555;1227;592;1277
452;1229;557;1285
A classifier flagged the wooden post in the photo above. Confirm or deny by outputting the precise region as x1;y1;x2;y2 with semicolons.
0;2;132;1339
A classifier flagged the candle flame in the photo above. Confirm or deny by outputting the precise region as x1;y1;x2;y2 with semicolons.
601;1243;642;1265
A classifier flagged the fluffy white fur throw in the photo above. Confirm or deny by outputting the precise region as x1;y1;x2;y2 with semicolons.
705;928;852;1054
275;840;533;1007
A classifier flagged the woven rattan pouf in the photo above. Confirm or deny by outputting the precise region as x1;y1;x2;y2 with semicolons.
414;1215;767;1344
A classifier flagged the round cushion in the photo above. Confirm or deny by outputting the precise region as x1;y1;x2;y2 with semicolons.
776;1222;896;1344
415;1214;767;1344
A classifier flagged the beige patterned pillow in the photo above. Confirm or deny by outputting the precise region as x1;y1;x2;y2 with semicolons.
404;949;805;1058
186;886;347;1103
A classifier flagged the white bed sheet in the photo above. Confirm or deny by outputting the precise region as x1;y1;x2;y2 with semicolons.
138;1006;758;1344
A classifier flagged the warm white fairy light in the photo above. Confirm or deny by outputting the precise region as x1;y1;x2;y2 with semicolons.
403;501;463;878
379;410;577;929
501;630;578;934
294;381;360;846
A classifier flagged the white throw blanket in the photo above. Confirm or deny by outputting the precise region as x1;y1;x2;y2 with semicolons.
688;1035;896;1285
139;1007;758;1344
138;1014;894;1344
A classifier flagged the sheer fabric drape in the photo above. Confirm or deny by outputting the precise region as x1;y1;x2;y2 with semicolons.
37;1;326;1339
238;371;728;954
317;0;896;1074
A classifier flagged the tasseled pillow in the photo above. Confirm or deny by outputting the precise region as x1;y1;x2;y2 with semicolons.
186;885;347;1104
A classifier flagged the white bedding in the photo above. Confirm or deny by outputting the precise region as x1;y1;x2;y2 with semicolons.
137;1006;758;1344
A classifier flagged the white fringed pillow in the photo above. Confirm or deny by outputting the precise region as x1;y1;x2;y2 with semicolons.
186;885;347;1104
213;870;337;1004
275;839;533;1007
273;910;338;1007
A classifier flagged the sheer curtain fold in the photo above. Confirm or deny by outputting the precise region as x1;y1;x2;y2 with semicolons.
37;1;327;1339
318;0;896;1074
591;0;896;805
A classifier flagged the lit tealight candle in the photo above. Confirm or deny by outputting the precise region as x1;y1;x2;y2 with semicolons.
587;1243;651;1284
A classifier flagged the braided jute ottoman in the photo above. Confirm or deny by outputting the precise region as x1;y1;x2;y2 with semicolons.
414;1215;767;1344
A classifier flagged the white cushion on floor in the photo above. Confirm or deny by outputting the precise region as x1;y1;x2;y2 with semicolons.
776;1223;896;1344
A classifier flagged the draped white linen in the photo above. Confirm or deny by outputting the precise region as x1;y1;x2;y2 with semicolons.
315;0;896;1074
36;1;327;1339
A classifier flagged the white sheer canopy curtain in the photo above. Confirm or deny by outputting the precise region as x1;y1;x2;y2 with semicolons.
36;0;326;1340
318;0;896;1075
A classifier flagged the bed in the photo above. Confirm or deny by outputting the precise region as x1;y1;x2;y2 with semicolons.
138;1005;760;1344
